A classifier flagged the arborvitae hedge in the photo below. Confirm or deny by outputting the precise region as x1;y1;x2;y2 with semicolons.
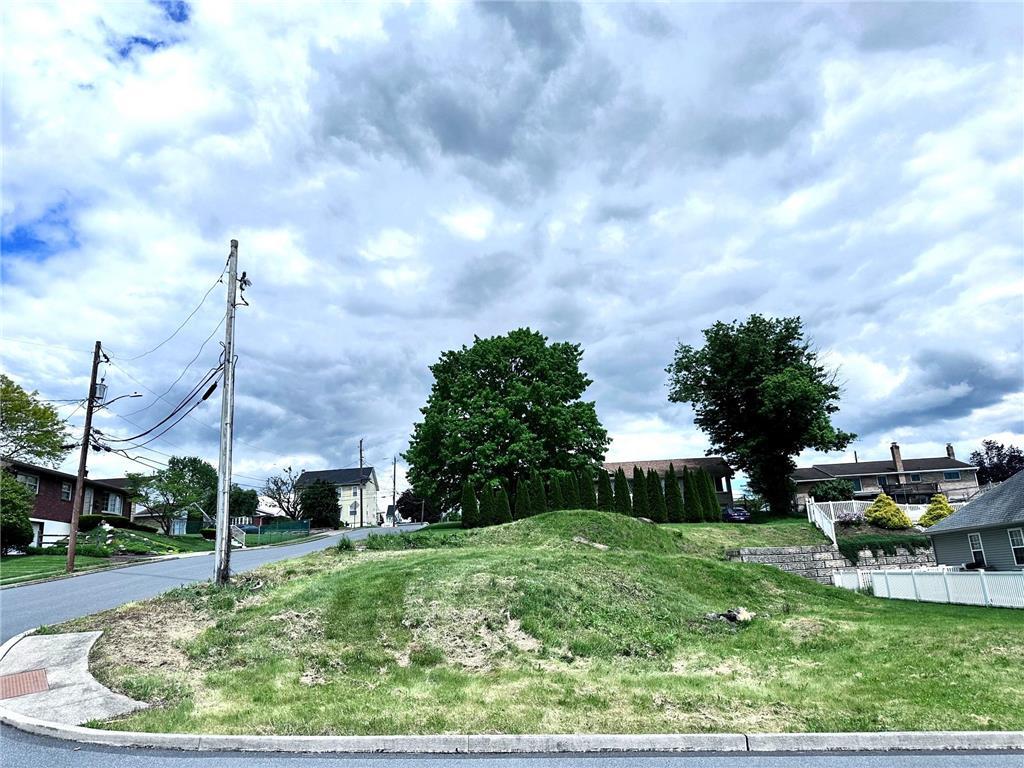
700;470;720;521
597;470;614;511
647;468;668;523
631;466;648;518
529;470;547;514
665;464;684;523
682;467;702;522
614;468;631;516
495;486;513;525
579;468;597;509
478;485;495;526
461;482;479;529
565;472;581;509
513;481;530;520
550;474;567;511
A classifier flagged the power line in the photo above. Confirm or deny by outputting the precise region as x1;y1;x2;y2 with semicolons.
98;370;219;443
1;337;94;355
107;263;228;362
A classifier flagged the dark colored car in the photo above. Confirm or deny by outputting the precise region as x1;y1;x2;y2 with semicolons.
721;506;751;523
237;524;260;534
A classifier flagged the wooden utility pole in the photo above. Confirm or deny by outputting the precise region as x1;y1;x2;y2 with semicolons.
214;240;239;586
66;340;102;573
392;455;396;519
358;438;364;527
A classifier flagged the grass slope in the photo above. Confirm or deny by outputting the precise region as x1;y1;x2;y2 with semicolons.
56;511;1023;735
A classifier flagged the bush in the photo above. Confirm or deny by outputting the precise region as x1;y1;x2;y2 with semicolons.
811;478;855;503
68;543;112;558
838;534;930;565
863;493;912;530
78;514;153;532
336;537;355;552
200;528;216;540
918;494;955;528
1;474;35;555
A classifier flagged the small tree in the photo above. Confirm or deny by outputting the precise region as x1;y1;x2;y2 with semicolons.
478;485;495;526
918;494;955;528
864;492;912;530
665;464;684;523
299;479;341;528
513;480;530;520
631;466;648;518
550;474;567;511
1;472;35;554
811;478;855;503
700;470;720;521
565;472;581;509
495;485;513;524
682;467;701;522
614;468;631;515
578;468;597;509
230;485;260;519
461;482;479;529
529;471;548;515
596;470;614;511
647;468;667;523
261;466;303;520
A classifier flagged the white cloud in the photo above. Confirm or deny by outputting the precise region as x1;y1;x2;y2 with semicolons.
439;205;495;241
358;228;421;262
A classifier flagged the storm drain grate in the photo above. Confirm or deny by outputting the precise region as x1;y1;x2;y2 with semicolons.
0;668;48;699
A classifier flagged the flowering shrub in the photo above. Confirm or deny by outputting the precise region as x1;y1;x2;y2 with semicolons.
834;508;865;525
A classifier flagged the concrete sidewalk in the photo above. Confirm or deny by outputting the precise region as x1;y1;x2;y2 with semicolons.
0;631;145;725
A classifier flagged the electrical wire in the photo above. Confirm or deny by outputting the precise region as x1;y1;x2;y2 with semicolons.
97;369;220;443
109;263;227;362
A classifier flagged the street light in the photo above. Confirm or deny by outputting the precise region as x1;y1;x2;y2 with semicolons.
94;392;142;410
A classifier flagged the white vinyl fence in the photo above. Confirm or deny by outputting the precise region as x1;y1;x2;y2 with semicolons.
809;499;966;525
834;568;1024;609
806;501;838;544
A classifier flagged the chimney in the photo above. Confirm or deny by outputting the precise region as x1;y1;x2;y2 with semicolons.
854;450;858;463
890;442;905;479
946;443;955;460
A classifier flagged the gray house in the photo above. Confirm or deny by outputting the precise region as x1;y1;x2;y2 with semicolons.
926;470;1024;571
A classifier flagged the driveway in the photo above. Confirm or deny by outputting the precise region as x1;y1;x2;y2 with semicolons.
0;525;420;642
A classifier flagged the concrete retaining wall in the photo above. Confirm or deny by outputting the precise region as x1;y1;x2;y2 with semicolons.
725;545;935;584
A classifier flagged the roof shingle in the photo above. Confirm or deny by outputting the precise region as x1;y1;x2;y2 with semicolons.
925;471;1024;534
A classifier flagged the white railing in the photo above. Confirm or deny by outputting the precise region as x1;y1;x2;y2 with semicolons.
809;499;967;524
805;501;837;545
856;569;1024;609
230;524;247;548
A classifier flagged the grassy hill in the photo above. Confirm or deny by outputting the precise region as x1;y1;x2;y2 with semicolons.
57;510;1023;736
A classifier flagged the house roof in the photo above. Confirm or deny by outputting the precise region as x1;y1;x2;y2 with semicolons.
926;470;1024;535
792;456;973;482
602;457;732;476
3;460;130;494
295;467;375;488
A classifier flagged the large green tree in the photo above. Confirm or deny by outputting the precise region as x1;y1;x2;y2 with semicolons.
404;329;609;513
127;456;218;534
0;374;71;466
1;472;35;554
299;479;341;528
667;315;855;516
230;485;260;519
970;440;1024;485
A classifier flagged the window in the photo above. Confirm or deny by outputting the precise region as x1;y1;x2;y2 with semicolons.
104;493;123;516
876;476;887;486
15;473;39;494
1009;528;1024;567
967;532;986;567
850;477;862;492
943;471;961;481
349;502;357;516
909;473;921;483
61;482;73;501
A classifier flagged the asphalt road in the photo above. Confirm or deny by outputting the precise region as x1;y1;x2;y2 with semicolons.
1;726;1021;768
0;525;420;642
2;524;1019;766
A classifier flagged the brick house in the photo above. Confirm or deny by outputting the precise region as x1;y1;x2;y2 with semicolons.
3;459;133;547
792;442;979;511
602;457;734;509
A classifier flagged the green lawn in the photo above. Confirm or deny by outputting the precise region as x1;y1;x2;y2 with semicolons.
0;555;109;586
243;530;309;547
663;518;829;557
56;510;1022;736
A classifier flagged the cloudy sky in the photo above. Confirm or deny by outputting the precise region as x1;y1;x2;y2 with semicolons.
2;1;1022;496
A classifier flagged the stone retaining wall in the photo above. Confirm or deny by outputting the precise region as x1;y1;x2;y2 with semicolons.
725;545;935;585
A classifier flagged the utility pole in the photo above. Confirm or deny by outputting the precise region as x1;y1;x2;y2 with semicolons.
358;438;364;528
214;240;239;586
392;455;396;520
66;340;102;574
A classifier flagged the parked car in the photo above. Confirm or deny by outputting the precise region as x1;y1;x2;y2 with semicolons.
721;506;751;523
237;524;260;534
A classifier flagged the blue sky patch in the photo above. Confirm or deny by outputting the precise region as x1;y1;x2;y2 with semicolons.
155;1;190;24
117;35;166;59
1;204;78;262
